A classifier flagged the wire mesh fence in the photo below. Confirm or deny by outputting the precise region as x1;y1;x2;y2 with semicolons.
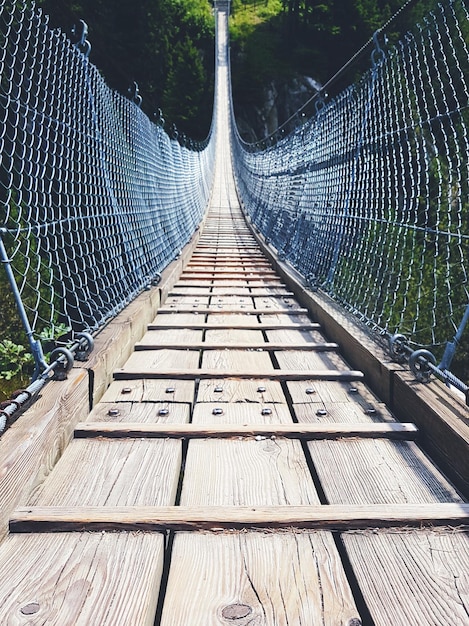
231;0;469;390
0;0;216;377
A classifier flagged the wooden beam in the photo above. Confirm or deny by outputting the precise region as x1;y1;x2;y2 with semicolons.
74;422;418;440
113;369;364;381
147;322;321;331
10;503;469;533
157;308;309;315
134;342;339;352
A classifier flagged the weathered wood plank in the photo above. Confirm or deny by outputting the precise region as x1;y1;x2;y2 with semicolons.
132;342;339;352
25;439;182;507
158;307;309;315
74;421;418;440
123;349;200;372
0;532;164;626
114;368;364;381
160;531;361;626
342;530;469;626
293;400;396;424
84;401;190;424
201;348;274;371
196;379;286;403
149;320;321;331
180;439;320;506
307;439;463;504
100;379;195;403
275;348;350;371
0;369;89;544
10;503;469;532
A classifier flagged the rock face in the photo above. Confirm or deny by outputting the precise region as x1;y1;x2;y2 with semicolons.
235;75;321;142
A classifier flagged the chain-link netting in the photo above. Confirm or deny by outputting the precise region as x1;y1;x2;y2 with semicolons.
0;1;215;362
232;0;468;382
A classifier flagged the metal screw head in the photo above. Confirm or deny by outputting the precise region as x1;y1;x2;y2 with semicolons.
121;387;132;394
257;386;266;393
214;386;223;393
212;407;223;415
261;407;272;415
158;408;169;416
108;408;120;417
305;387;316;395
316;409;327;416
165;387;175;394
348;387;358;394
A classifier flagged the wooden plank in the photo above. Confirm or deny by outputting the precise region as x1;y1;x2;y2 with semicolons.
204;328;265;344
307;439;463;505
148;321;321;330
25;439;183;507
275;348;350;370
114;368;365;381
266;327;328;343
123;349;200;372
192;401;292;422
74;421;418;440
287;379;380;405
158;307;309;315
179;439;320;505
175;281;285;288
0;532;164;626
293;401;396;424
10;503;469;532
85;402;190;424
201;349;274;371
100;379;195;403
159;531;361;626
196;379;286;403
343;530;469;626
136;341;339;351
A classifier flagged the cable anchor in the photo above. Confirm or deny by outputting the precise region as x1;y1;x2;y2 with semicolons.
71;20;91;58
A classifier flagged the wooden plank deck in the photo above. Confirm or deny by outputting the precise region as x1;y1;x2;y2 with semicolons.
0;4;468;625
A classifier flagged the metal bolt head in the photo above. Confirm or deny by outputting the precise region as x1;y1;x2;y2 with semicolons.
214;386;223;393
305;387;316;395
212;407;223;415
316;409;327;416
261;407;272;415
121;387;132;394
108;408;120;417
257;386;266;393
158;408;169;416
165;387;175;394
348;387;358;394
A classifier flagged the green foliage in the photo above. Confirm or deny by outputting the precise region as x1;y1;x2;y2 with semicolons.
36;0;215;139
0;340;33;381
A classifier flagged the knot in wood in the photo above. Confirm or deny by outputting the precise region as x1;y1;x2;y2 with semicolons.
221;603;252;620
20;603;40;615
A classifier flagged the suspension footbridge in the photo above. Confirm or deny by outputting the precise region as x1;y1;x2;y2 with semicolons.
0;0;468;624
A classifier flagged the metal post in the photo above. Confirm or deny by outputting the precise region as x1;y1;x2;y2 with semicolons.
0;230;47;380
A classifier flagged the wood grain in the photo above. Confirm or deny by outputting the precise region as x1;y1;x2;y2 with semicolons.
25;439;182;507
74;421;418;440
10;503;469;532
343;529;469;626
160;531;361;626
196;379;286;403
0;532;164;625
85;402;190;424
114;368;365;381
100;379;195;403
308;439;463;504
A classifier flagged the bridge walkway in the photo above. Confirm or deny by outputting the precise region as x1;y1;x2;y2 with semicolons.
1;89;468;626
0;2;468;624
